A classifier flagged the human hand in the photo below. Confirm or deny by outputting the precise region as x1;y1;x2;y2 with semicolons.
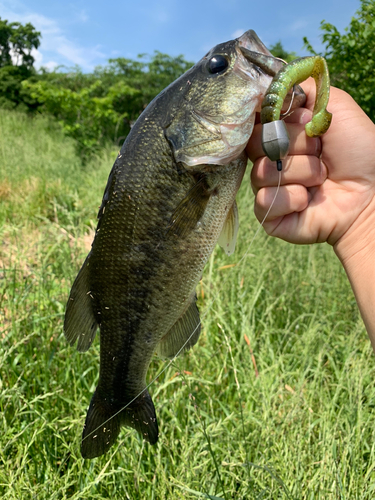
247;79;375;259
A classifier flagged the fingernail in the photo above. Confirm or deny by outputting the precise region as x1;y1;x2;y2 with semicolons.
299;110;312;125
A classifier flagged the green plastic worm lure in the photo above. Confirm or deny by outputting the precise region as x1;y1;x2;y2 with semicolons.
261;56;332;170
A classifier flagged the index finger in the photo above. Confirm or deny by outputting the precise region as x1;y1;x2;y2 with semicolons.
246;112;320;163
247;78;320;162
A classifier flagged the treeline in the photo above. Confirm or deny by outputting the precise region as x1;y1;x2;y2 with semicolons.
0;18;195;158
303;0;375;119
23;53;194;158
1;0;374;159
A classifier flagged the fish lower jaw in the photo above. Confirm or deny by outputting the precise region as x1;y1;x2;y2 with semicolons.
178;144;248;169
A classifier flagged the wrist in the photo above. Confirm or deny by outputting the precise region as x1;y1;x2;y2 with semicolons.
334;198;375;347
334;196;375;264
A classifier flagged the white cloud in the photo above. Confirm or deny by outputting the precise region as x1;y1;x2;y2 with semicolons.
155;10;169;23
56;42;105;68
31;48;43;67
0;1;105;70
288;18;309;32
141;2;172;24
231;28;246;39
75;9;88;23
43;60;59;71
31;48;59;70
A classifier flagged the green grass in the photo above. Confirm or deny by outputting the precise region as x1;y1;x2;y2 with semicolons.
1;108;375;499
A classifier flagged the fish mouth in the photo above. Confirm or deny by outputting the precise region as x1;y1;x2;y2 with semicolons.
167;29;306;168
237;29;285;77
237;29;276;57
236;29;306;111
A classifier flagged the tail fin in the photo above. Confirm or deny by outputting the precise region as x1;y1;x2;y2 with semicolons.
81;390;122;459
81;389;158;459
122;390;159;445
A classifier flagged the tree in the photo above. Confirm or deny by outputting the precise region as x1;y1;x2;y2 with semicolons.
303;0;375;120
0;18;41;110
269;41;298;63
25;52;193;158
0;18;41;69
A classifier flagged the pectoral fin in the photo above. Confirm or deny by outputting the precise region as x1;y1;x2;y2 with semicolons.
64;256;98;352
167;177;209;238
157;299;201;359
217;200;239;256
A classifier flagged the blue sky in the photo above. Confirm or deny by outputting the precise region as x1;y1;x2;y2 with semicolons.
1;0;360;71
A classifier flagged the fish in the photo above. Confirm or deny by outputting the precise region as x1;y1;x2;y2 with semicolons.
64;29;306;459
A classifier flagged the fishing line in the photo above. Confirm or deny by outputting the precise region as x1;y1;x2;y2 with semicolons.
280;86;296;119
234;168;282;268
81;168;283;447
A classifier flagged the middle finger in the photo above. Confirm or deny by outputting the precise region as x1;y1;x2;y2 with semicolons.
251;154;327;192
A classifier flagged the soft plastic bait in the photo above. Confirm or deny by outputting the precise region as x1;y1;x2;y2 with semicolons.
261;56;332;169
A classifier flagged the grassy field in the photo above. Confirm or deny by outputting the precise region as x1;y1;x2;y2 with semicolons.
1;108;375;499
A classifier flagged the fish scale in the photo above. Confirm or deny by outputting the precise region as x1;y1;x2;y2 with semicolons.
64;29;306;458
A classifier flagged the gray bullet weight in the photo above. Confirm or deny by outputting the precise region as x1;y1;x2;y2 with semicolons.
261;120;290;162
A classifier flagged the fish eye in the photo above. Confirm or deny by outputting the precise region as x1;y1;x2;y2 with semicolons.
208;55;229;74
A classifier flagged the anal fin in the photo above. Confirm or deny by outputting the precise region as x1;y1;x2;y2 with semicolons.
157;299;201;359
217;200;239;256
64;256;98;352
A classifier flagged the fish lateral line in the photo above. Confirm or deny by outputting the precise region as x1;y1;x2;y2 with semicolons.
80;172;283;454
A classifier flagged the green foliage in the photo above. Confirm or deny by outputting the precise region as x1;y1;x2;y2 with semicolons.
0;17;193;158
269;41;298;63
23;76;125;159
24;52;193;159
1;108;375;498
0;18;41;111
0;18;40;69
303;0;375;120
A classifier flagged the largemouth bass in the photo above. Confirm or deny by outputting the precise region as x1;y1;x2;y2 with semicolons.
64;29;305;459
